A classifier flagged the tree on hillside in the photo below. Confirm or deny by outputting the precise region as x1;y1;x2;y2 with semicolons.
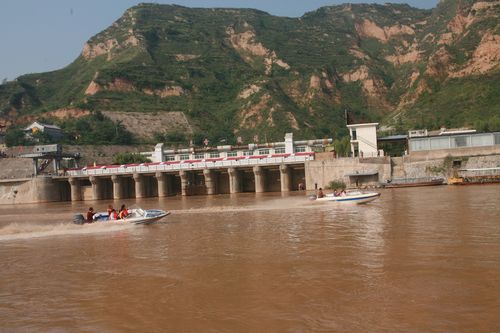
5;128;28;147
113;153;151;165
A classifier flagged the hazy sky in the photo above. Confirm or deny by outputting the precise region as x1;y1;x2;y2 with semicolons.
0;0;439;80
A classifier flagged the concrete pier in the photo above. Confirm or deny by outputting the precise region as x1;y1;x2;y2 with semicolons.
68;177;82;201
203;169;215;195
253;166;265;193
280;164;291;192
155;172;167;197
179;170;188;196
90;176;104;201
228;167;242;194
111;175;124;200
133;173;145;198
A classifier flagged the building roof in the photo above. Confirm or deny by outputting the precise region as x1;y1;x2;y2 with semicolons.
346;123;379;128
24;121;62;131
377;134;408;142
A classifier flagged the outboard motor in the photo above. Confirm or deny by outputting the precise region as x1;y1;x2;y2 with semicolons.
73;214;85;225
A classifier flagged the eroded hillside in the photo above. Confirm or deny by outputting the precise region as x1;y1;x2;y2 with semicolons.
0;0;498;143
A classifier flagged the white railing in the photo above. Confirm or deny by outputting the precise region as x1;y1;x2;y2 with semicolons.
65;153;314;177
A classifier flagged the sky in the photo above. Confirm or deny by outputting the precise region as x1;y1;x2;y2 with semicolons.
0;0;439;81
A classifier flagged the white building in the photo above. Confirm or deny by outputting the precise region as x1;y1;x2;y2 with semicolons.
347;123;382;157
144;133;332;163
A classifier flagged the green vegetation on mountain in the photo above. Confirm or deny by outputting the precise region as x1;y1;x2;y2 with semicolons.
0;0;498;146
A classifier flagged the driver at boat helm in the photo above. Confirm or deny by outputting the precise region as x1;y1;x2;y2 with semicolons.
107;205;118;220
86;207;94;222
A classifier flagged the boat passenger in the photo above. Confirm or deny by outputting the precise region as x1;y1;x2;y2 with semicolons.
86;207;94;222
107;205;118;220
118;204;129;219
333;189;339;197
340;189;347;197
317;188;325;199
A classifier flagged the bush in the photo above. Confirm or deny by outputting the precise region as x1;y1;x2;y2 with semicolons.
325;180;346;190
333;136;351;157
5;128;28;147
113;153;151;165
59;112;135;145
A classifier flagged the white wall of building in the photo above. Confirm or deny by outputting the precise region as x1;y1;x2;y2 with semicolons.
347;123;379;157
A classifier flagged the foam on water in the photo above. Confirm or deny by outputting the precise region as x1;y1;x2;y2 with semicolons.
0;221;137;242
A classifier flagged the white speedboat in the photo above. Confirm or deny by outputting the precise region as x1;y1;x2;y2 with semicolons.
73;208;170;225
314;191;380;204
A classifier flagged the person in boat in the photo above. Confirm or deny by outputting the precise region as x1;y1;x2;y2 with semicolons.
86;207;94;222
340;189;347;197
317;188;325;198
118;204;129;219
333;189;339;197
107;205;118;220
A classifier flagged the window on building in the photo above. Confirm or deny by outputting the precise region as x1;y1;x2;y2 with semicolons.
227;151;237;157
471;134;493;147
274;147;285;154
294;146;306;153
352;129;357;140
258;149;269;155
194;153;205;159
430;137;450;150
495;133;500;145
180;154;190;160
453;136;468;147
209;152;220;158
165;155;175;161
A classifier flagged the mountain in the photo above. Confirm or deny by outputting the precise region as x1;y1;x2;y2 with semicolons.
0;0;499;144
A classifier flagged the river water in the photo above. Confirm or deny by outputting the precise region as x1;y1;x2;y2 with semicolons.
0;185;499;332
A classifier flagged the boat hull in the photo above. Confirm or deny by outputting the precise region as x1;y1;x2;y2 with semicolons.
383;179;443;188
75;209;170;225
315;192;380;204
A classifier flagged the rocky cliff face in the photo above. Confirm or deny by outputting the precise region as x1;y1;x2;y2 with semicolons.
0;0;498;141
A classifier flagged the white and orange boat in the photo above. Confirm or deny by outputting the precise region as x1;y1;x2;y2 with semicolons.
73;208;170;225
314;191;380;204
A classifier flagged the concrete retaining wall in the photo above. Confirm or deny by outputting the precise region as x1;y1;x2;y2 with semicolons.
0;177;62;205
305;156;391;190
305;153;500;189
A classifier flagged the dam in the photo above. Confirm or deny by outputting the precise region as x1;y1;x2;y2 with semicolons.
1;134;330;203
59;152;314;201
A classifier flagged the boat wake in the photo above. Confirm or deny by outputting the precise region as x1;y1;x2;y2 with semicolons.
0;221;137;242
169;197;320;215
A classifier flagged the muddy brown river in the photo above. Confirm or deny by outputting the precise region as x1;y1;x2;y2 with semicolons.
0;185;499;332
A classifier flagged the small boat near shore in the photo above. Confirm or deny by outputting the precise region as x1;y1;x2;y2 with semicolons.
73;208;170;225
314;191;380;204
382;177;444;188
448;168;500;185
